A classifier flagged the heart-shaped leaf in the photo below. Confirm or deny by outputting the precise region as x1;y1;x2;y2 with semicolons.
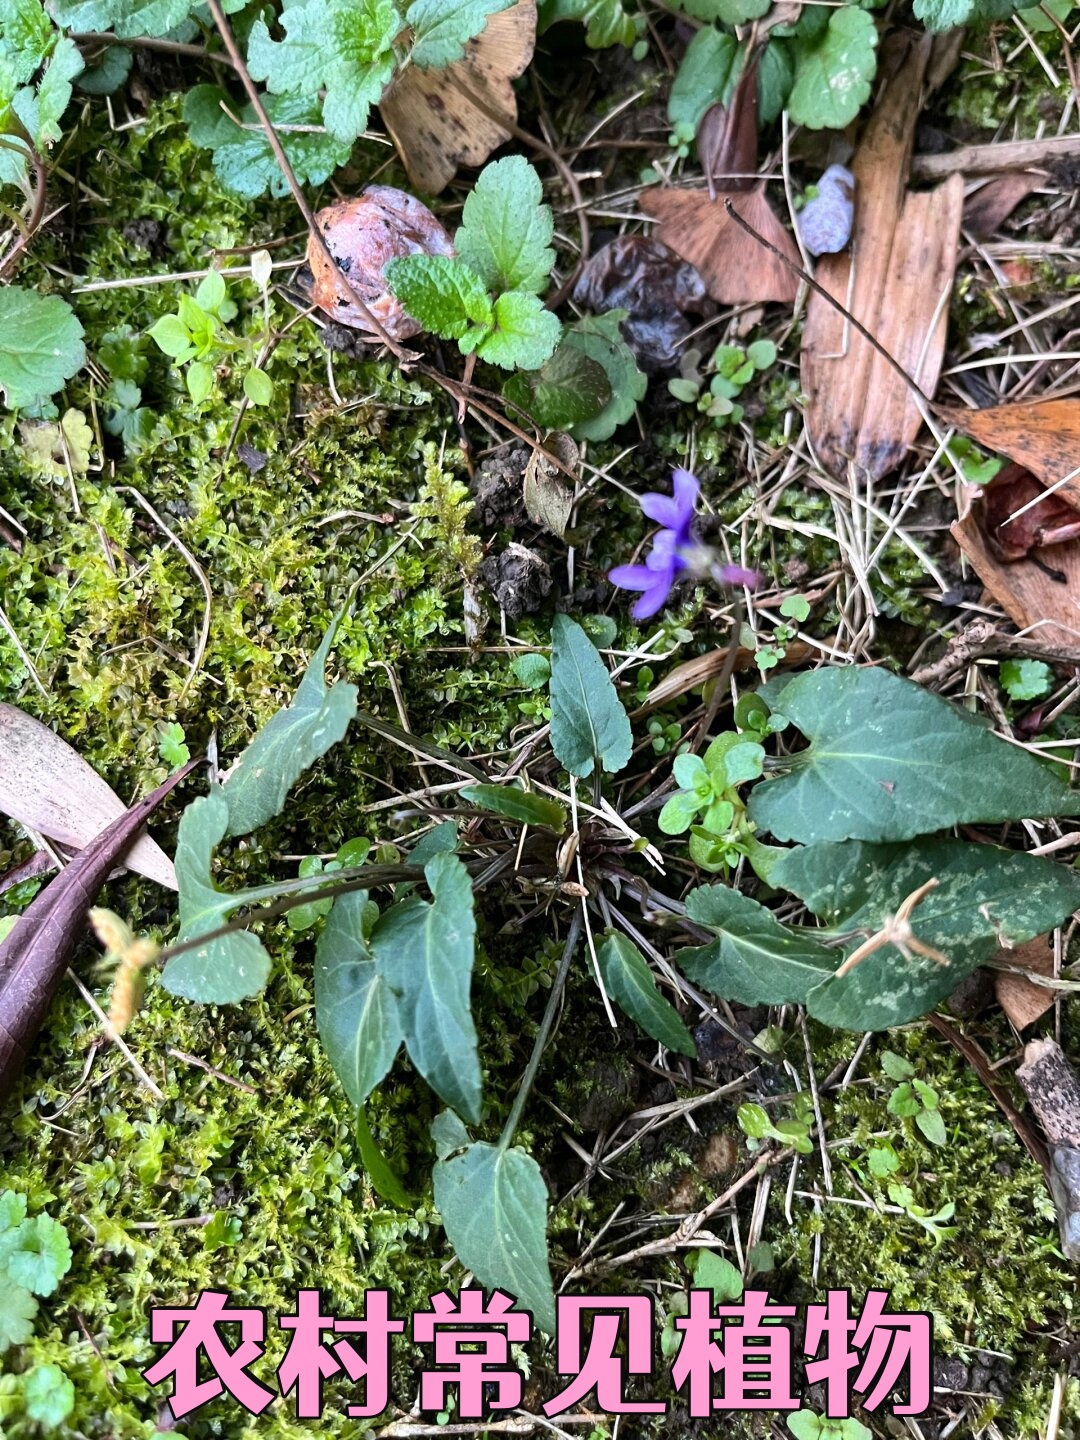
748;667;1080;844
315;890;402;1108
433;1138;556;1335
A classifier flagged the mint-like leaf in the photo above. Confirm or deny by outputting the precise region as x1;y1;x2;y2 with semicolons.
477;291;561;371
407;0;514;67
787;6;877;130
247;0;399;145
387;255;495;342
678;0;769;23
183;86;352;199
0;0;54;85
0;288;85;409
0;1285;36;1353
457;155;556;295
668;28;737;134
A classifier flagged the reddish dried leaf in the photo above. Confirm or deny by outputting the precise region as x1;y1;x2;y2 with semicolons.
697;56;758;198
936;398;1080;504
977;463;1080;562
640;185;799;307
0;763;194;1101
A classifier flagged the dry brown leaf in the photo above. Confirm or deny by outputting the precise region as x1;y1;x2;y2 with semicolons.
994;936;1056;1032
640;186;799;306
523;433;578;539
936;398;1080;503
951;488;1080;653
962;172;1042;241
632;640;815;716
380;1;536;195
0;704;176;890
801;35;963;480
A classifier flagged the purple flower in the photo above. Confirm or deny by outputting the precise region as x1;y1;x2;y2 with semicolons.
610;471;700;620
610;468;760;619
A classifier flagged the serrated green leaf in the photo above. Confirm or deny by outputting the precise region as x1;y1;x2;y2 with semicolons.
676;883;838;1005
315;890;401;1108
787;6;877;130
387;254;495;341
549;613;633;778
1001;658;1053;702
563;311;647;441
0;1284;36;1353
503;340;610;429
668;28;737;134
434;1141;556;1334
457;156;555;295
0;1191;27;1233
219;613;358;838
0;0;54;85
182;85;352;199
478;290;562;371
596;931;696;1055
0;288;85;409
460;783;567;832
34;34;82;144
773;836;1080;1030
407;0;514;67
748;667;1080;845
913;0;1021;28
164;793;273;1004
372;852;481;1123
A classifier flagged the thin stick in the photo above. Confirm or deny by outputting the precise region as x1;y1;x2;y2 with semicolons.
911;132;1080;180
203;0;407;358
72;31;239;68
722;200;934;409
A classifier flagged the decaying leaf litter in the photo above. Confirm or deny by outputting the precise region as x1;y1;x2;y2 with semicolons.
2;0;1080;1432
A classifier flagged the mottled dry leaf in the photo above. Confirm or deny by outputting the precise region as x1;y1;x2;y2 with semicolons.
640;186;799;306
994;935;1055;1032
801;34;963;480
380;1;536;194
0;704;176;889
937;398;1080;503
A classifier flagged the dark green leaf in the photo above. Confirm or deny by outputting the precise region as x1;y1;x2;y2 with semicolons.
773;837;1080;1030
503;342;611;429
537;0;636;45
165;794;272;1004
219;614;358;839
460;783;567;833
748;667;1080;844
596;931;695;1055
372;852;481;1123
433;1140;556;1334
563;311;647;442
668;28;737;134
549;614;633;778
315;890;401;1108
0;288;85;409
677;883;838;1005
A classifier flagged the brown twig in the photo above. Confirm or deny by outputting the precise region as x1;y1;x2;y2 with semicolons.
0;137;48;281
203;0;408;358
72;31;239;68
911;133;1080;181
722;199;934;410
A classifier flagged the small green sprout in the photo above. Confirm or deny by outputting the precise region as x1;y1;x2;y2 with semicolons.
882;1051;947;1147
148;270;273;407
